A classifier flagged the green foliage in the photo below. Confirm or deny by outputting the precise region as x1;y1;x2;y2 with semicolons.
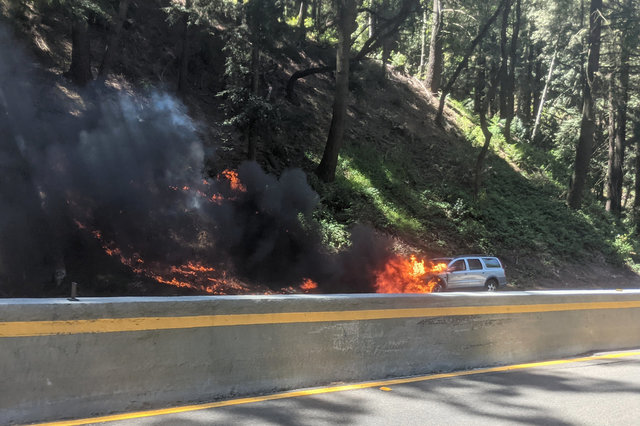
35;0;111;19
245;0;286;44
216;1;284;137
218;88;277;130
390;51;408;70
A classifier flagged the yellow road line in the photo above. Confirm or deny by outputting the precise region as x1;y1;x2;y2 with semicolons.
3;300;640;337
33;350;640;426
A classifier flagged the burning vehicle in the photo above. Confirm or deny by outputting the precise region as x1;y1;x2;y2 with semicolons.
373;255;506;293
373;255;448;293
426;255;507;291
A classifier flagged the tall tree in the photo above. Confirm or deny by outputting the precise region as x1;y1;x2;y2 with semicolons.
98;0;131;78
504;0;520;142
605;0;633;215
436;0;508;124
177;0;192;93
213;0;283;160
316;0;358;182
606;71;616;211
518;31;535;124
530;48;557;141
497;0;511;118
418;6;428;78
634;121;640;228
473;47;492;197
68;13;92;85
297;0;308;36
424;0;443;93
567;0;603;209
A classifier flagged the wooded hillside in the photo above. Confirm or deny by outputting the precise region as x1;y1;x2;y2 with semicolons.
1;0;640;296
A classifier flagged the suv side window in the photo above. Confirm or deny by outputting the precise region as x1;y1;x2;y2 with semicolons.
450;259;466;271
482;257;501;268
468;258;483;270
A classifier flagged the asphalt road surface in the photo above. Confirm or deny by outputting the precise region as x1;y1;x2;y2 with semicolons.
40;350;640;426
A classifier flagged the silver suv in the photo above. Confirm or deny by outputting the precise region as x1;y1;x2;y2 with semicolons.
429;255;507;291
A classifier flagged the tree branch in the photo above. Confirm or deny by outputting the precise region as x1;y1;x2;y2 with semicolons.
436;0;508;124
285;0;419;100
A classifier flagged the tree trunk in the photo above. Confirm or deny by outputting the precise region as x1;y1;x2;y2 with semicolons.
246;28;260;160
531;49;557;141
251;44;260;95
69;15;92;86
312;0;320;35
98;0;131;78
243;44;261;160
608;42;630;215
504;0;520;142
177;0;191;93
381;37;393;75
246;127;257;161
298;0;307;33
567;0;603;209
316;0;357;183
473;53;486;114
436;0;507;124
418;8;428;79
531;52;543;125
368;10;375;38
474;50;491;197
486;59;501;118
518;34;534;124
634;121;640;229
498;0;512;118
606;72;617;212
475;109;493;197
425;0;443;93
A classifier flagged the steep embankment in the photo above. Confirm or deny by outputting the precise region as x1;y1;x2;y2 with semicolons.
284;65;640;289
2;2;639;295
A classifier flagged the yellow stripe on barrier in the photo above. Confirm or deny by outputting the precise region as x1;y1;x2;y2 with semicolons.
2;300;640;338
32;350;640;426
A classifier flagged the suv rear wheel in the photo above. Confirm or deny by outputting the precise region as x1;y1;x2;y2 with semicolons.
485;278;498;292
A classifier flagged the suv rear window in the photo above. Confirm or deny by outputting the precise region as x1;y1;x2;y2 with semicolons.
468;258;483;270
482;257;501;268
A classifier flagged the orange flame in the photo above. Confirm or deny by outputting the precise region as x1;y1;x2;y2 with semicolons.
69;169;253;295
375;255;447;293
169;261;215;275
169;170;244;205
74;219;250;294
300;278;318;292
221;169;246;192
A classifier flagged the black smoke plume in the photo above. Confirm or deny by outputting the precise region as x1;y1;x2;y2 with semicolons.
0;25;391;296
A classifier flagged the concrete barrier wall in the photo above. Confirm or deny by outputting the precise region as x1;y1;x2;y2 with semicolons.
3;290;640;424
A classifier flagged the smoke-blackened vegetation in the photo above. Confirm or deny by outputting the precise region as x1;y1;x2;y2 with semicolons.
3;0;640;294
0;25;207;294
0;24;398;296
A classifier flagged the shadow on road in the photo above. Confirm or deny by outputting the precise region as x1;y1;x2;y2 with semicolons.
129;357;640;425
